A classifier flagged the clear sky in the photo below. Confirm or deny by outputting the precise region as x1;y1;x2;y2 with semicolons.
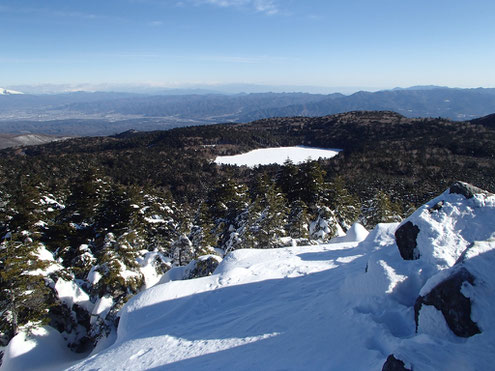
1;0;495;91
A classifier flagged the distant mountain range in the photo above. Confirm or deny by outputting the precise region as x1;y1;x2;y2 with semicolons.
0;86;494;136
238;87;495;122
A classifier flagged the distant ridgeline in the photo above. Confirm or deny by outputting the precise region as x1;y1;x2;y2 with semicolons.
0;110;495;354
1;87;495;136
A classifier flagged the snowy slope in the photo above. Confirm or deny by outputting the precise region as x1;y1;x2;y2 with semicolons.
3;183;495;370
0;88;23;95
68;238;377;371
0;134;71;149
215;146;341;167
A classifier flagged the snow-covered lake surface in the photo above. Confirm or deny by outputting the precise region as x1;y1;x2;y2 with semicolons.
215;146;342;167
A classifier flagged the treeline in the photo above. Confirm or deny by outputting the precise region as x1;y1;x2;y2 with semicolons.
0;157;406;352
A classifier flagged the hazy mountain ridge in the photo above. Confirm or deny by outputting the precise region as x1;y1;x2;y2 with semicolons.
60;92;332;119
1;88;495;136
239;87;495;122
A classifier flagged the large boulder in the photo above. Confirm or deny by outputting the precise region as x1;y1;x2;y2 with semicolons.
414;267;481;338
449;181;491;199
382;354;411;371
394;221;420;260
393;181;495;270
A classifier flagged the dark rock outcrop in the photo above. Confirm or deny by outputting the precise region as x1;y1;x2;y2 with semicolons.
449;181;488;199
382;354;411;371
395;221;420;260
414;267;481;337
428;200;444;213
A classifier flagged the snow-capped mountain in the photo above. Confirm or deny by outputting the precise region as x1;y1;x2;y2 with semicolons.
2;182;494;370
0;88;23;95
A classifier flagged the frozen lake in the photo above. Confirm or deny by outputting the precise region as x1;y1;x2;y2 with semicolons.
215;146;342;167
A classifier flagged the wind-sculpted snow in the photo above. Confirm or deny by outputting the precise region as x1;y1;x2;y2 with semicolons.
396;186;495;270
3;185;495;370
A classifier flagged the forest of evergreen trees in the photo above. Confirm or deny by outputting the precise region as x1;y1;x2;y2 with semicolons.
1;110;494;355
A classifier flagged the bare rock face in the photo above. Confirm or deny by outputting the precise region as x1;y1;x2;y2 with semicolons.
449;181;489;199
395;221;420;260
414;267;481;338
382;354;411;371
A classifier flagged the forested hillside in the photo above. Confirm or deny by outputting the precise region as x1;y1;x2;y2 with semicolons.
1;110;495;357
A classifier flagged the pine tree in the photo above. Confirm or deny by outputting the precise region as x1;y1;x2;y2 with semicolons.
95;184;141;236
65;169;103;225
207;178;249;222
296;161;326;206
70;243;97;279
171;234;195;266
365;190;403;228
46;170;104;264
326;176;360;231
141;191;178;254
287;199;309;240
7;176;42;235
0;236;51;344
309;206;340;241
206;178;250;252
252;179;288;248
276;159;299;203
92;233;144;300
189;202;217;256
239;176;288;250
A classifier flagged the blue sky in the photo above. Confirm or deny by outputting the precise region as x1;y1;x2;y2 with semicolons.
1;0;495;92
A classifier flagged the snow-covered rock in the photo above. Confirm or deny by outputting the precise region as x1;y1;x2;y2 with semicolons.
394;181;495;270
415;267;480;337
382;354;411;371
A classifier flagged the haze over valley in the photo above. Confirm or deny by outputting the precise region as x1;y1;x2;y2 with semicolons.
1;86;495;140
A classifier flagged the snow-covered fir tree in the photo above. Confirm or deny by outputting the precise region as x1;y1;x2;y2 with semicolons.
242;176;288;249
0;235;51;344
326;176;360;232
286;199;310;240
363;190;403;228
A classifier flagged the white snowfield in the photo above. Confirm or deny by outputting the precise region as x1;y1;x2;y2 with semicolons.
214;146;342;167
2;186;495;370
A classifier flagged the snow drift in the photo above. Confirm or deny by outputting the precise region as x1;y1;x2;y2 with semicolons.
2;182;495;371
